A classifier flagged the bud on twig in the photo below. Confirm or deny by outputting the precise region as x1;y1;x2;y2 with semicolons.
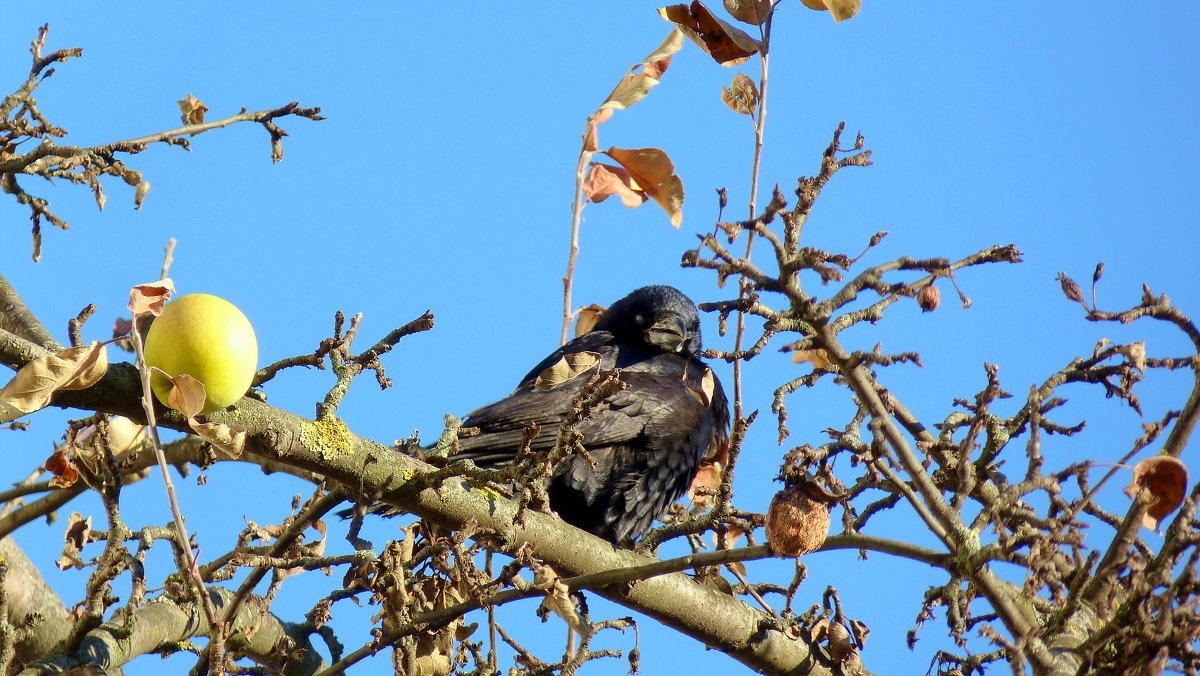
1091;262;1104;310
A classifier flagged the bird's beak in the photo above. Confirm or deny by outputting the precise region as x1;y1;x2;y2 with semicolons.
646;315;690;353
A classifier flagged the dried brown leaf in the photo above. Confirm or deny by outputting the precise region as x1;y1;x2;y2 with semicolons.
686;365;716;406
413;633;453;676
799;0;861;22
724;0;773;25
190;418;246;459
0;343;109;423
1117;341;1147;373
599;30;684;114
849;618;870;647
712;525;746;551
583;163;647;208
106;416;146;457
720;72;759;116
790;348;836;371
583;116;602;153
534;563;585;633
177;93;208;125
1124;455;1188;531
574;303;606;338
163;373;206;418
93;183;107;212
57;512;93;570
658;2;761;66
134;181;151;210
603;146;684;227
534;352;602;391
128;278;175;317
826;621;856;661
244;519;284;541
693;565;734;594
687;462;722;509
45;446;79;488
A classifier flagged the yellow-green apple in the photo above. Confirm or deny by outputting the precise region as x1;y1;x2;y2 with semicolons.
143;294;257;415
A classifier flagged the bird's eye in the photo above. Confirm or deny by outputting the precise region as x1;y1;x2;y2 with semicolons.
634;313;646;325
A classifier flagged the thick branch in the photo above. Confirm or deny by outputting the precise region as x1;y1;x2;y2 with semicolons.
0;327;854;676
18;588;324;676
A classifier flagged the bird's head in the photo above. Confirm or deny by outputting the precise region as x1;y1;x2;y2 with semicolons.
596;285;703;357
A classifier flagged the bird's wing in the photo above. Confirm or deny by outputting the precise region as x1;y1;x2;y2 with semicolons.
455;360;713;466
551;365;723;542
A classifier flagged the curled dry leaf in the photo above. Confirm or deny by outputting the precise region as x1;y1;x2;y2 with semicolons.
112;316;133;339
190;419;246;459
413;629;454;676
128;278;175;317
57;512;93;570
586;30;683;153
244;519;285;542
574;303;606;338
0;343;109;423
724;0;773;25
711;525;746;552
685;365;716;407
826;620;857;662
1117;341;1147;373
583;163;647;208
1124;455;1188;531
106;416;147;457
720;72;759;116
599;30;683;114
603;146;684;227
658;1;761;67
533;563;585;633
799;0;861;22
134;181;151;210
687;462;722;509
163;372;207;418
93;183;107;212
849;618;870;648
534;351;602;391
177;93;208;125
790;348;836;371
45;446;79;488
693;565;734;594
456;622;478;641
112;316;135;352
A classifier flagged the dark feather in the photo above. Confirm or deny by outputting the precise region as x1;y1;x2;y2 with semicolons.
453;285;729;543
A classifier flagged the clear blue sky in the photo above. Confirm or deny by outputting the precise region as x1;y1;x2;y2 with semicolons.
2;4;1197;674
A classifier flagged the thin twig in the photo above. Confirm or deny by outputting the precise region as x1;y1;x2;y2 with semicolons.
562;117;594;346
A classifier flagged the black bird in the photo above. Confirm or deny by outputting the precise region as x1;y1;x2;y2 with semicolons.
451;285;728;544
